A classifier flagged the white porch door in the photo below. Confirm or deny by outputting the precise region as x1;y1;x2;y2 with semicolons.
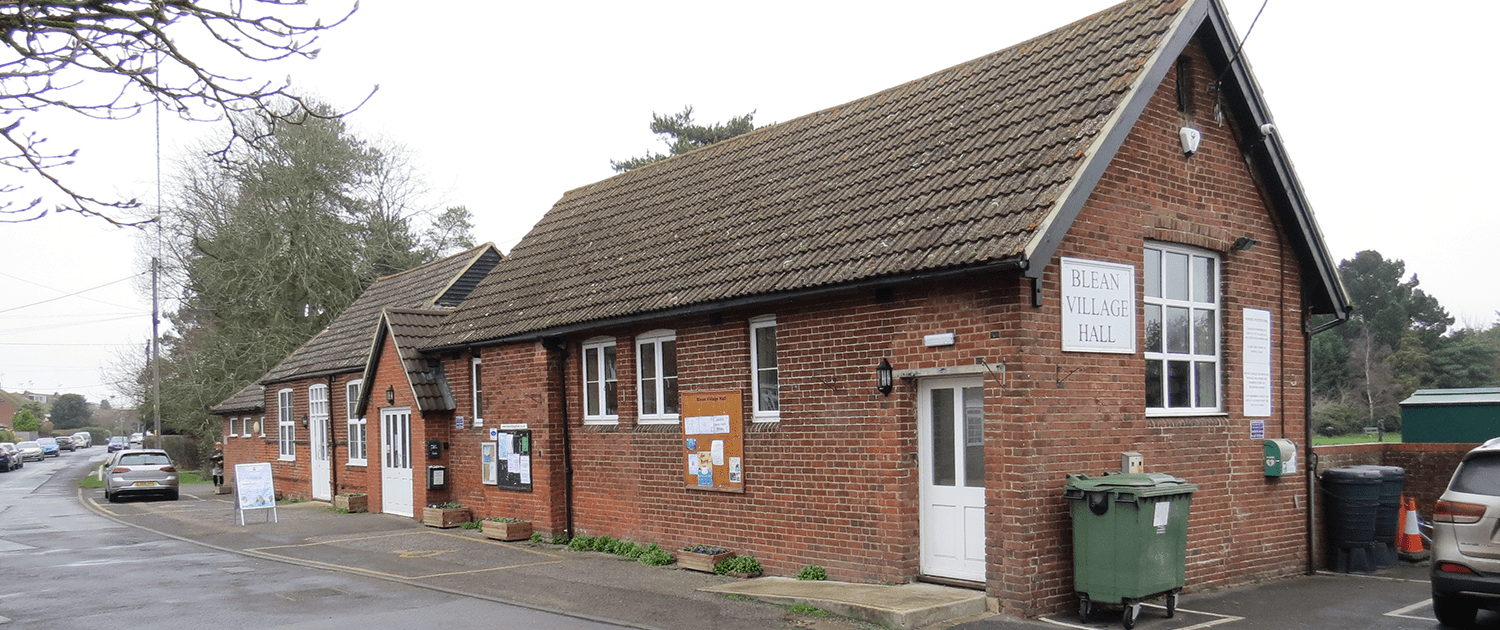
310;415;331;501
918;377;987;582
380;407;414;517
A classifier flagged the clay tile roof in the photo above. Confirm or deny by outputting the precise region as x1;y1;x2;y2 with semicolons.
260;244;501;385
435;0;1192;346
208;381;265;415
384;308;456;412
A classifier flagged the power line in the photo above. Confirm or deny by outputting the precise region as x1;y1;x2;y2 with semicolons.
0;272;147;314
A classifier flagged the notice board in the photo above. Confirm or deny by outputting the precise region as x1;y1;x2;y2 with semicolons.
492;428;532;492
682;390;743;493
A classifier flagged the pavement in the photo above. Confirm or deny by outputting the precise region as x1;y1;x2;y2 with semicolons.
83;482;1448;630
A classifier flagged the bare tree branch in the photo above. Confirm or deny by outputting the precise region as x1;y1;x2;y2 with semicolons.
0;0;372;227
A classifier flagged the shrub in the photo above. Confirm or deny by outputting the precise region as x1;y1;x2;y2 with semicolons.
530;532;544;543
638;543;674;566
459;520;483;530
796;565;827;581
715;555;762;576
550;533;570;545
568;535;594;551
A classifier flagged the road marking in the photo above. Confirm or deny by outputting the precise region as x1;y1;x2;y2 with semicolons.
396;549;454;558
1385;599;1433;620
1040;604;1243;630
247;530;566;580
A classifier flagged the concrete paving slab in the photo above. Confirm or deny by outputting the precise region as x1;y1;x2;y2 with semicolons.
703;577;988;629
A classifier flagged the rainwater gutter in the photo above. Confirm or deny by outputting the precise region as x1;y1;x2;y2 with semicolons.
541;337;573;539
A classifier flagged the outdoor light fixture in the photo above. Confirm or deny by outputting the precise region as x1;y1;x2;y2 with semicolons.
300;414;309;428
1232;237;1260;251
385;385;395;406
876;358;894;396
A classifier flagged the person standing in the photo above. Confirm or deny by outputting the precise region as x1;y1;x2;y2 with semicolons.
209;442;225;489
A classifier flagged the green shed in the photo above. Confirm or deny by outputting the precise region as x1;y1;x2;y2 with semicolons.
1400;388;1500;443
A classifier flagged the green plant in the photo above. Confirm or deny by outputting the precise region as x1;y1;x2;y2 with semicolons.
715;555;762;576
568;535;595;551
796;565;827;581
550;533;570;545
638;543;674;566
428;501;463;509
530;532;544;543
682;545;730;555
787;602;828;616
590;535;615;552
483;516;525;523
459;520;483;530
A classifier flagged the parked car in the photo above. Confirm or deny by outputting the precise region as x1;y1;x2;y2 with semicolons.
14;441;45;462
0;443;20;470
101;449;179;502
0;444;15;472
72;432;92;448
54;435;76;452
129;433;144;448
34;437;59;457
1432;437;1500;626
107;436;129;452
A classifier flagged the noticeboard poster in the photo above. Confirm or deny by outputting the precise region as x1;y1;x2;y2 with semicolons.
682;390;743;493
491;429;532;492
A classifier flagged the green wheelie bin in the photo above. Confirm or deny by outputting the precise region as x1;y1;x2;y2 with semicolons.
1064;473;1197;629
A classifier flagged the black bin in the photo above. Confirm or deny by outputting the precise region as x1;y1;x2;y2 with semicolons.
1322;466;1382;573
1349;465;1405;567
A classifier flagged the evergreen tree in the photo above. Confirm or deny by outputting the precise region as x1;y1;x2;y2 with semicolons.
611;106;758;172
50;394;93;431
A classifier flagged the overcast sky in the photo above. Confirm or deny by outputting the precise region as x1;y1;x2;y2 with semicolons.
3;0;1496;405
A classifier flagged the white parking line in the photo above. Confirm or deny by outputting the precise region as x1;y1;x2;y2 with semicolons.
1384;599;1433;620
1039;604;1244;630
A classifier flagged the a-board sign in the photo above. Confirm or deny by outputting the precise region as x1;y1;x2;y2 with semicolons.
233;462;278;525
682;390;744;493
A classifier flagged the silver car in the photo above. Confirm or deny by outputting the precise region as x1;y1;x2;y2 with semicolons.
1432;437;1500;625
101;449;180;502
13;441;45;462
0;443;21;471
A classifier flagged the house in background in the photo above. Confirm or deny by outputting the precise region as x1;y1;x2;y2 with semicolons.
229;0;1352;616
211;244;501;502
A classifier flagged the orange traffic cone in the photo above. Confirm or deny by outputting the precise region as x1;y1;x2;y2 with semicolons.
1398;496;1428;561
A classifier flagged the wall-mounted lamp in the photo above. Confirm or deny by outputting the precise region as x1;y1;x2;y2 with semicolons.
876;359;894;396
300;414;309;428
1231;237;1259;251
385;385;395;406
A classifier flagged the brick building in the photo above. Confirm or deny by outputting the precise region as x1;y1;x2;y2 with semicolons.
219;0;1351;615
210;245;501;501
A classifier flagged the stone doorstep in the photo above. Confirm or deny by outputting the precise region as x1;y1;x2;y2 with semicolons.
700;576;988;630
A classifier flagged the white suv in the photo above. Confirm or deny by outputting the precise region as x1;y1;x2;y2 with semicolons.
71;432;92;448
1432;437;1500;626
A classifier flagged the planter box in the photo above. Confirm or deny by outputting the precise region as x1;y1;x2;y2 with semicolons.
333;494;367;513
481;520;533;541
422;507;471;528
678;550;734;573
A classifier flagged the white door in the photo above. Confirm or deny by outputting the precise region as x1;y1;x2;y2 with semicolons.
918;377;987;582
380;407;414;517
310;415;331;501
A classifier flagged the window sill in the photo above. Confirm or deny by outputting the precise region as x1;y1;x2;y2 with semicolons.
278;456;295;462
583;418;619;426
346;460;367;467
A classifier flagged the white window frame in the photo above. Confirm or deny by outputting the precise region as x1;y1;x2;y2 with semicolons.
1143;242;1222;415
750;315;780;422
346;379;367;466
582;337;618;424
277;389;295;460
258;415;266;438
228;416;240;438
471;357;484;423
636;330;679;424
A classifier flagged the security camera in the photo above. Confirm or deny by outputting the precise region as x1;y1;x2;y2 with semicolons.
1259;122;1276;136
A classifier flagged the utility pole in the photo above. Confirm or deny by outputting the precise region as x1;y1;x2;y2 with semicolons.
152;256;161;449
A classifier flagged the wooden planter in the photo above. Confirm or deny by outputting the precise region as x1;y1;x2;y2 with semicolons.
333;494;367;513
422;506;471;528
678;549;734;573
481;520;533;541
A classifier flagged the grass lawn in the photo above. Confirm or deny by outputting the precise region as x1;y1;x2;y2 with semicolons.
1312;433;1402;446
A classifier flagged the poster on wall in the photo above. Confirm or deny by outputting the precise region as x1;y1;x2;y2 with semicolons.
1060;257;1135;353
681;390;744;493
1243;308;1273;417
481;442;497;485
493;429;532;492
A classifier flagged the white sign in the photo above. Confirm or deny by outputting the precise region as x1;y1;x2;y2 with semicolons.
1060;257;1135;353
233;462;278;526
1243;308;1273;417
